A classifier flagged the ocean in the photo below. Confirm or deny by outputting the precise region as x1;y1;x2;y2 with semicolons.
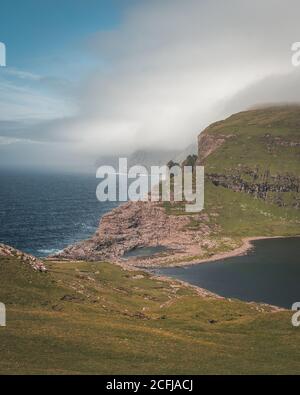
0;169;119;257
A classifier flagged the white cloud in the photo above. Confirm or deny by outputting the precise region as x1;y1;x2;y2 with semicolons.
1;0;300;170
2;68;41;81
49;0;300;156
0;70;75;122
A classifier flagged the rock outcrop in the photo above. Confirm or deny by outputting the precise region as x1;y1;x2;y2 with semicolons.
197;107;300;209
197;130;233;164
0;244;47;272
55;201;216;265
207;170;300;208
55;106;300;266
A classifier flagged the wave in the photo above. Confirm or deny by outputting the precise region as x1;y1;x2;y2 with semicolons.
37;248;62;256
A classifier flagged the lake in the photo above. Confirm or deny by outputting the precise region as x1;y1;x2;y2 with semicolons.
123;245;168;258
153;237;300;308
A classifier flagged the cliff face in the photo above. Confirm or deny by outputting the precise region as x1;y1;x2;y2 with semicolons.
197;130;233;165
207;171;300;208
198;106;300;209
56;106;300;265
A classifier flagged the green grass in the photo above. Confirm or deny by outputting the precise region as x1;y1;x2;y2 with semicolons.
202;106;300;209
1;256;300;375
1;107;299;374
204;181;300;238
160;178;300;263
162;107;300;252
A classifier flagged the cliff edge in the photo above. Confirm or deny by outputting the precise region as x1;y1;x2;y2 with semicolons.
55;106;300;266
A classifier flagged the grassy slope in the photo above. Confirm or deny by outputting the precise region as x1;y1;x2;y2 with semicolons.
203;107;300;241
163;177;300;263
205;181;300;238
165;106;300;255
166;180;300;236
1;256;300;375
204;106;300;174
1;107;300;375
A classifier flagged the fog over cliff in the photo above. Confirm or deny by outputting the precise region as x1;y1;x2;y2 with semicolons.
0;0;300;172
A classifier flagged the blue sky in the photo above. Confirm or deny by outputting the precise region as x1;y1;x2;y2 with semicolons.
0;0;133;74
0;0;299;172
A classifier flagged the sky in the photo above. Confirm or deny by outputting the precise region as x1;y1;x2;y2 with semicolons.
0;0;300;172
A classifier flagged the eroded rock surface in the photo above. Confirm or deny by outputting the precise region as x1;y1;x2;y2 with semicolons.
207;170;300;208
0;243;47;272
54;201;217;265
197;130;233;164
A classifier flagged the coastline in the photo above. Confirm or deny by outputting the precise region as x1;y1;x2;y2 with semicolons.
45;196;298;311
125;235;292;269
51;197;300;270
105;235;299;311
110;238;286;312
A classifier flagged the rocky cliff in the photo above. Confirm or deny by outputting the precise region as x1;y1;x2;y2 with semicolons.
198;105;300;209
55;106;300;265
55;201;219;266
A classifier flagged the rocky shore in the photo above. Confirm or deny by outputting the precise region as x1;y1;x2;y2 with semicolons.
53;199;244;268
52;193;295;269
53;107;300;268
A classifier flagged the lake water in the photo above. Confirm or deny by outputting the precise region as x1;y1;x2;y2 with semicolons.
123;245;168;258
0;170;119;257
153;237;300;308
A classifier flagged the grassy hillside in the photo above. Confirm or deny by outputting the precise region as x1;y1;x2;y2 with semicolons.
201;106;300;174
1;256;300;375
167;106;300;234
158;107;300;264
197;106;299;211
1;107;299;375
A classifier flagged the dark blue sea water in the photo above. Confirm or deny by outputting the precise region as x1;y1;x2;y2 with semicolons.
0;170;119;257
